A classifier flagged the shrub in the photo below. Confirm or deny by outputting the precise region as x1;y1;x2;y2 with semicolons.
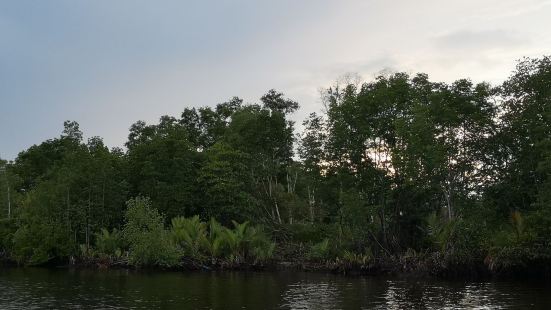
123;197;180;267
339;249;373;266
286;223;329;243
244;225;275;263
170;215;207;260
0;219;16;256
169;216;275;264
308;238;332;261
202;218;227;259
95;228;124;260
127;230;180;267
11;221;74;266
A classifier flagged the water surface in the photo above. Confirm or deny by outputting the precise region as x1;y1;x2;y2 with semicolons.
0;268;549;309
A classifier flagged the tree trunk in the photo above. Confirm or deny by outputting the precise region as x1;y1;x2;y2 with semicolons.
443;186;453;220
86;184;91;253
308;185;315;223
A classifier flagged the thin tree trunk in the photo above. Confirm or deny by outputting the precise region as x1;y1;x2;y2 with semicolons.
274;201;282;224
308;185;315;223
101;170;106;228
286;170;298;225
6;183;10;219
66;188;71;235
443;186;453;220
86;184;91;253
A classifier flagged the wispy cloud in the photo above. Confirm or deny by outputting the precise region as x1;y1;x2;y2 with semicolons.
433;29;530;51
471;0;551;20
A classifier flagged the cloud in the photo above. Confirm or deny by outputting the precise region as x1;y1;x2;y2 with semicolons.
433;29;530;51
472;0;551;20
1;0;551;160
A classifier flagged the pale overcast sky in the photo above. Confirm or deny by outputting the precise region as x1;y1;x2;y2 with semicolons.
1;0;550;159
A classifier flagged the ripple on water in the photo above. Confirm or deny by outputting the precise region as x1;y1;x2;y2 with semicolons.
1;269;550;309
280;281;341;309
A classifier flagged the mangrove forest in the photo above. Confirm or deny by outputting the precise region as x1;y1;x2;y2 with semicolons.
1;56;551;278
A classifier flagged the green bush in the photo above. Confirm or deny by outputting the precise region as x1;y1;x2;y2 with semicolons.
127;230;180;267
308;238;332;261
123;197;180;267
11;222;74;265
95;228;124;260
339;249;373;266
202;218;227;259
169;216;275;264
170;215;207;260
245;225;275;262
221;220;275;263
0;219;16;255
286;223;329;243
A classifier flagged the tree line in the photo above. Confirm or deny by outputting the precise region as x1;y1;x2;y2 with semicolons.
1;57;550;274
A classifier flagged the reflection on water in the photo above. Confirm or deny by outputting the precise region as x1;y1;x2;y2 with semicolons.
0;268;549;309
281;281;339;309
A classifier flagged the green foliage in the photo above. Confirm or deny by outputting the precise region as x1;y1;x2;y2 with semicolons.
247;227;276;262
425;211;485;264
2;57;551;276
127;231;180;267
524;208;551;247
0;219;16;255
308;239;332;261
225;220;275;263
339;250;373;266
202;218;226;258
168;216;275;264
126;118;200;219
10;190;75;265
198;143;255;223
11;222;74;265
123;197;180;267
286;223;329;243
510;211;524;241
170;215;207;259
426;212;458;252
95;228;124;259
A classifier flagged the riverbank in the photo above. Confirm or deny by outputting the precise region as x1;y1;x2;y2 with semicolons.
3;203;550;281
4;250;547;281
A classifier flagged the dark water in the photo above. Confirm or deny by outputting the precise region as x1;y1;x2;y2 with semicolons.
0;268;550;309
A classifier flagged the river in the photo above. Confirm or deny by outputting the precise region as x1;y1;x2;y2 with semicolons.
0;268;549;309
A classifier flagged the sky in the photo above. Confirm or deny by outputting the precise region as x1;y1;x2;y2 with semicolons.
1;0;550;160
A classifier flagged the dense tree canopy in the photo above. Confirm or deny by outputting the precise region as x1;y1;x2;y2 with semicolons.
1;57;550;274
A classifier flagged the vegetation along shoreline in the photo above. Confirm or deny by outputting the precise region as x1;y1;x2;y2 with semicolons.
1;57;551;281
